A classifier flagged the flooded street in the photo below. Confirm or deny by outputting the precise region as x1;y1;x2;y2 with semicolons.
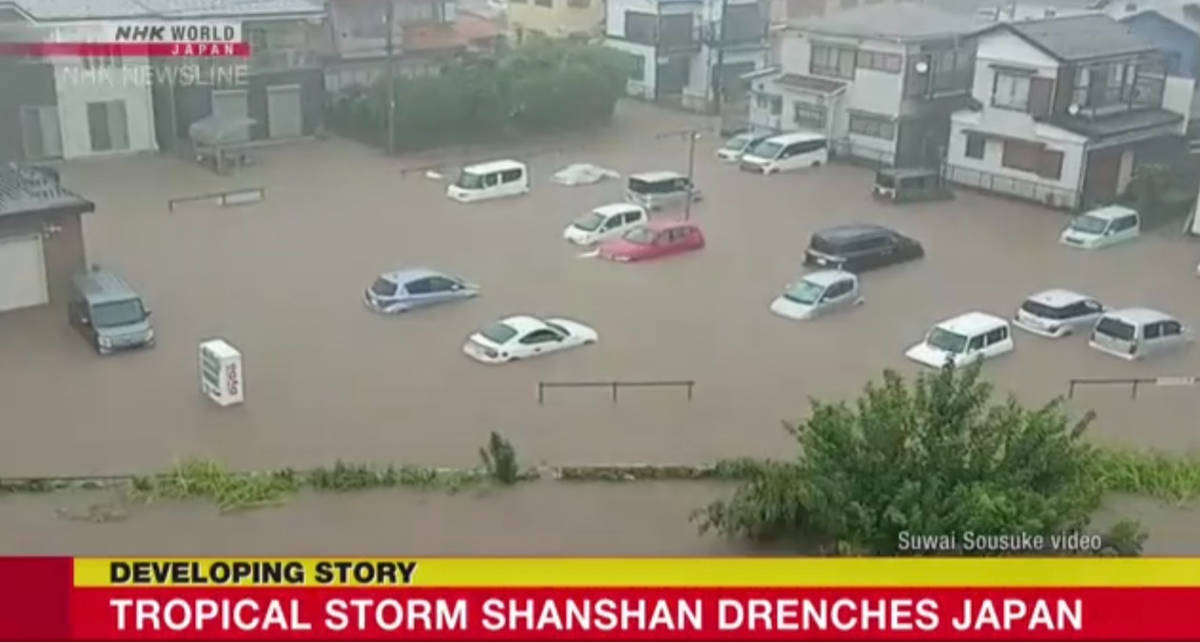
1;100;1198;552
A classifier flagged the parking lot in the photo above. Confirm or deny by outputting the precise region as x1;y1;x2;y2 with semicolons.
2;100;1199;478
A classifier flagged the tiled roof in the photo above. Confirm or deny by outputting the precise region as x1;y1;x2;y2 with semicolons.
1001;14;1156;60
776;73;845;93
1;0;323;21
0;165;94;219
792;4;986;41
402;12;500;52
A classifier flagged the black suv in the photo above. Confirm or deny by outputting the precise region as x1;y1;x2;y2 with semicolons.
803;224;924;272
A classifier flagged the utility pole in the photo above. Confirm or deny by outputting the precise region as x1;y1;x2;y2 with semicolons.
656;126;707;220
712;0;729;116
384;0;397;155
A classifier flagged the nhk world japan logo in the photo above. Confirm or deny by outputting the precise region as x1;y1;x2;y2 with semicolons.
0;21;248;58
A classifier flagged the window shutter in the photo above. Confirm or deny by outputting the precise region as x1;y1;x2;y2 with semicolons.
1029;77;1054;118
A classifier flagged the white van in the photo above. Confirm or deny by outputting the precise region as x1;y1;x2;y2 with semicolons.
1089;308;1192;360
1059;205;1140;249
446;159;530;203
739;132;828;175
563;203;647;246
625;171;701;211
905;311;1014;368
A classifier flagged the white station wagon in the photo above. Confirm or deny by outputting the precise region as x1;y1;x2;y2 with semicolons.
906;311;1014;368
1014;289;1105;338
563;203;647;246
1059;205;1140;249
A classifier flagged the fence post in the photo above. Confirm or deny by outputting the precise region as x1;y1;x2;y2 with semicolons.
687;381;694;401
538;382;544;405
612;382;619;403
1068;380;1076;399
1131;380;1139;400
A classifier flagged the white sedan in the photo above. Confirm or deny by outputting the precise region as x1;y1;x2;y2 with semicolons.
463;315;598;364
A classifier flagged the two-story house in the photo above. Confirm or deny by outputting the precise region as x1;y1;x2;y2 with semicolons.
508;0;604;42
605;0;769;112
746;4;980;166
766;0;926;66
0;1;159;162
1110;2;1200;126
945;14;1195;209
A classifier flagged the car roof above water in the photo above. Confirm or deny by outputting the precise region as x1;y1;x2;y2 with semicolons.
935;311;1008;335
813;223;894;242
1080;205;1137;221
1026;289;1090;308
1102;307;1176;325
462;159;525;174
381;267;442;284
592;203;644;216
801;269;855;287
629;171;685;183
72;268;139;305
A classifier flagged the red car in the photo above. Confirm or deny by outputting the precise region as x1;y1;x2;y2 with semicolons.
597;220;705;262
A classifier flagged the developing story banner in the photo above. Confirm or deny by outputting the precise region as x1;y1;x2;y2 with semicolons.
0;558;1198;639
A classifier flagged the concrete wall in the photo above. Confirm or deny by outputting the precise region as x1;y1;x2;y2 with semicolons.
0;211;86;309
0;61;57;163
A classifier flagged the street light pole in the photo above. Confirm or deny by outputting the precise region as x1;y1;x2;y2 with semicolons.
656;126;707;221
384;0;397;155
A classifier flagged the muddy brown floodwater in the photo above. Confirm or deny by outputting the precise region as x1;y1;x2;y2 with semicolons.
1;101;1198;553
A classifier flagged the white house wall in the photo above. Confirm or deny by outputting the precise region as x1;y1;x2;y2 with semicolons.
53;60;157;160
606;0;656;37
1163;75;1195;133
605;38;657;99
972;31;1059;140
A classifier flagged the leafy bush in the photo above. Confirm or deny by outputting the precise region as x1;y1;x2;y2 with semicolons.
480;432;519;485
694;363;1146;555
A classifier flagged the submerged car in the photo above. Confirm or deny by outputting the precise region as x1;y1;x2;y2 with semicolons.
563;203;647;246
1089;308;1192;361
1059;205;1140;249
463;315;598;364
364;268;479;313
596;220;705;262
716;132;770;162
803;224;924;272
1013;289;1104;338
770;270;862;320
906;311;1014;368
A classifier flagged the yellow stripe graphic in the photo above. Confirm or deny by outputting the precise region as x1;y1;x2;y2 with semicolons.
74;558;1200;588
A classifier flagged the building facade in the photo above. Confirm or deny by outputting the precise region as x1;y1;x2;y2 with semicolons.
747;4;979;166
605;0;769;113
945;14;1194;209
509;0;605;42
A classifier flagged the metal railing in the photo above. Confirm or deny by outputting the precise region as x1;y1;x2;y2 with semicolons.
944;164;1080;210
537;380;695;404
831;139;895;168
1067;376;1197;400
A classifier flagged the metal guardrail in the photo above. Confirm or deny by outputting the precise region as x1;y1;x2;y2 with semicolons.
1067;376;1197;400
167;187;266;212
944;164;1080;210
538;380;695;405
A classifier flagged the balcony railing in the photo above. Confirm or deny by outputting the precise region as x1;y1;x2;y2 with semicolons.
945;164;1080;210
251;48;321;71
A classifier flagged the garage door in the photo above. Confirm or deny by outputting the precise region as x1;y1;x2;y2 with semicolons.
0;235;49;312
267;84;303;139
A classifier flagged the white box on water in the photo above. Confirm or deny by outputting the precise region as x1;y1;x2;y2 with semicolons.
199;339;244;406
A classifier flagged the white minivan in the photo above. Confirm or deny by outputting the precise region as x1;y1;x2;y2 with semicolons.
1089;308;1192;360
625;171;701;211
905;311;1015;368
563;203;647;246
739;132;828;175
1059;205;1140;249
446;159;530;203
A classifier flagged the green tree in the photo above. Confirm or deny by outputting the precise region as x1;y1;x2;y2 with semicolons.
695;363;1146;555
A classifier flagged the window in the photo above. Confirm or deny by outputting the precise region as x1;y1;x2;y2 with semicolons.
793;101;825;130
658;14;694;46
484;173;499;187
985;327;1008;345
1144;323;1162;339
405;278;432;295
928;49;973;95
968;335;985;351
965;133;985;159
848;113;895;140
857;50;902;73
1001;140;1062;180
567;0;588;6
500;168;523;183
824;281;852;299
616;52;645;81
521;330;560;344
993;71;1032;111
86;100;129;152
722;4;764;42
426;277;458;292
623;210;643;224
624;12;657;45
1112;214;1138;231
792;139;827;154
1163;321;1182;336
811;44;856;79
603;217;622;230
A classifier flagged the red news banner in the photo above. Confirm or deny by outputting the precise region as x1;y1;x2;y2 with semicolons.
0;558;1198;640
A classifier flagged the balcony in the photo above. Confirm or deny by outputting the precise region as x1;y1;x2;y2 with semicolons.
250;48;322;72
